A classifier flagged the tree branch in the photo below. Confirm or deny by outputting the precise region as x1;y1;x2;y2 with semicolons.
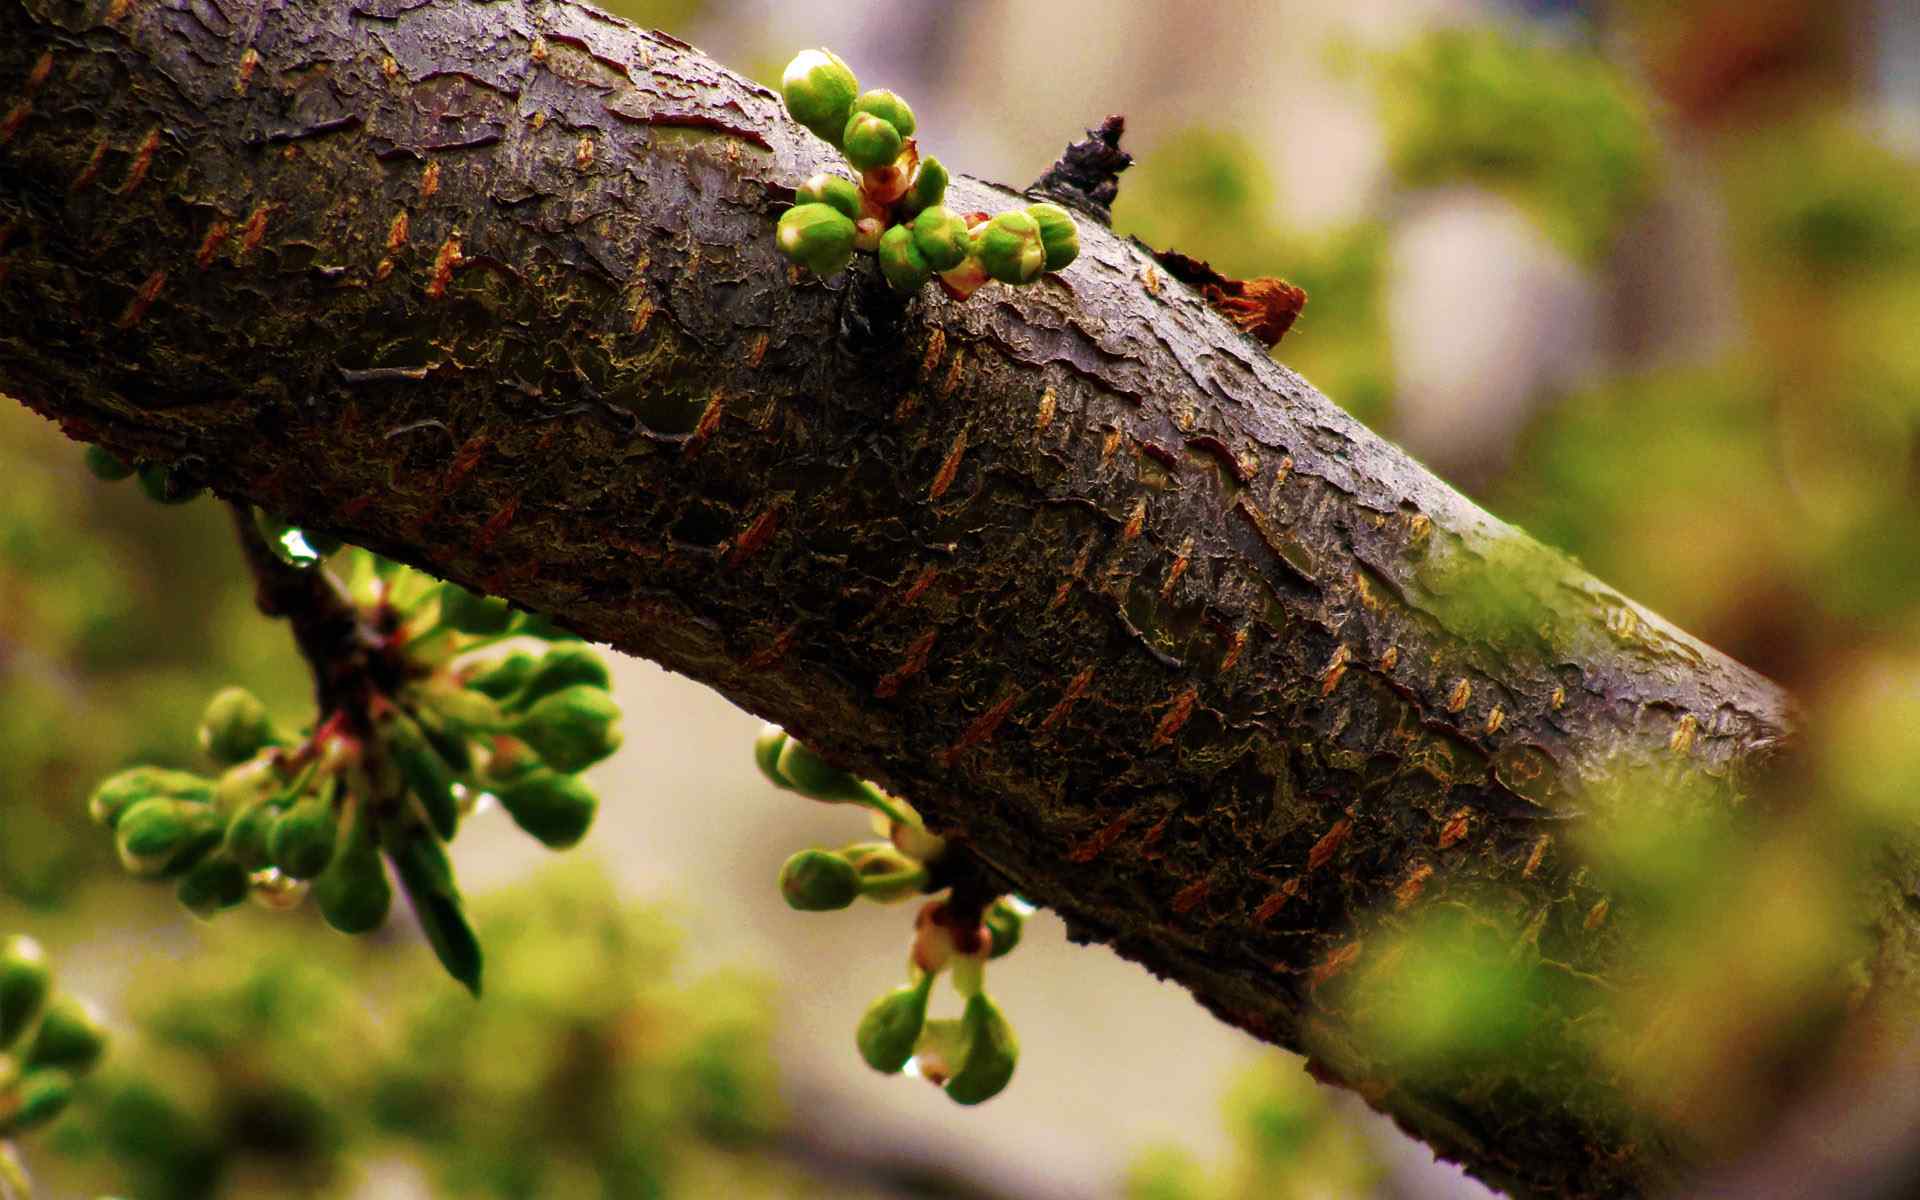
0;4;1868;1196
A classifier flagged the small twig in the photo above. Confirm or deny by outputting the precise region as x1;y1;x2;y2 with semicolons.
226;501;385;719
1028;115;1132;222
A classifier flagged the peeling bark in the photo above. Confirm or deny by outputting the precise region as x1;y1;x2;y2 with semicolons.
0;4;1860;1197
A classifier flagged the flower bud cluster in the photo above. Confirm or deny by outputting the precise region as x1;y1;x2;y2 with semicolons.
776;49;1080;300
83;550;625;996
755;723;1028;1103
0;934;108;1145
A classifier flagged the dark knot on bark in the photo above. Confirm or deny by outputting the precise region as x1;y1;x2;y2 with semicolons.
1028;115;1132;223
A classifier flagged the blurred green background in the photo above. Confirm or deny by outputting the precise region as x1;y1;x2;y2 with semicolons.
3;0;1917;1196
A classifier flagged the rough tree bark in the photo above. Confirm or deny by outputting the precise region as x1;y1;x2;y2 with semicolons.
0;3;1891;1197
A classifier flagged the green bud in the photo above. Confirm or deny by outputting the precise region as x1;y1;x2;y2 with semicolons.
89;767;214;829
796;171;863;222
267;793;338;881
781;48;859;146
974;210;1046;285
986;897;1027;959
411;679;505;735
314;801;390;935
115;798;223;878
0;934;50;1051
510;684;623;774
198;686;277;765
416;707;474;774
175;855;251;918
377;704;461;841
774;739;864;801
0;1068;74;1136
481;734;542;785
944;992;1018;1105
775;203;857;277
856;972;933;1074
753;725;791;789
878;224;932;294
1025;202;1080;272
841;111;902;171
213;756;279;815
495;770;598;849
84;444;135;480
910;206;972;272
135;462;203;505
512;644;612;710
900;155;949;217
437;582;515;635
466;652;538;700
778;849;860;911
23;995;107;1074
851;89;916;138
387;828;482;996
223;798;279;870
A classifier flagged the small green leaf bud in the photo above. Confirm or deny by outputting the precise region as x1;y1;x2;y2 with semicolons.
496;770;598;849
84;444;135;480
198;686;277;765
773;739;864;801
509;684;623;774
890;819;947;863
796;171;863;222
1025;202;1080;272
753;724;791;789
974;210;1046;285
314;801;391;935
0;934;50;1051
466;652;537;700
778;849;861;911
841;111;903;171
986;897;1027;959
375;703;461;840
857;972;934;1074
481;734;542;785
900;155;949;217
775;203;858;277
878;224;932;294
851;89;916;138
911;206;972;272
24;995;107;1074
781;48;859;146
89;767;215;829
223;798;279;870
267;793;338;881
115;798;223;878
213;756;279;814
135;462;203;505
410;679;505;735
437;582;515;635
0;1068;74;1136
512;644;612;710
944;992;1018;1105
174;854;251;918
387;829;482;996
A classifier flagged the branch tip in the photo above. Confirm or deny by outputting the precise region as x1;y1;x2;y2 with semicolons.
1028;115;1131;222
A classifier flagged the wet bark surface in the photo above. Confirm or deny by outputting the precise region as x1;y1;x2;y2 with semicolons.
0;3;1828;1196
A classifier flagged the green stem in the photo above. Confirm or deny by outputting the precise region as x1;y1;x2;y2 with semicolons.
856;867;928;896
855;781;922;831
